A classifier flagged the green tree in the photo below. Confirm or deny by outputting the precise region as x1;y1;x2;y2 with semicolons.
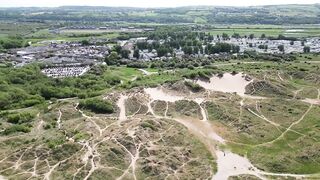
193;46;199;54
182;46;193;55
133;49;140;59
81;40;90;46
303;46;310;53
120;49;130;59
105;51;119;65
232;33;241;39
113;45;122;54
222;33;229;40
278;45;285;52
232;45;240;53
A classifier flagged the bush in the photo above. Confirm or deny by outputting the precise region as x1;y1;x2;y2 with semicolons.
7;112;35;124
184;81;204;92
3;125;31;135
43;124;52;130
141;122;156;131
79;98;114;114
47;139;65;149
187;65;195;70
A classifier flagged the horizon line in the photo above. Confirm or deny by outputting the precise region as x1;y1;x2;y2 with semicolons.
0;3;319;9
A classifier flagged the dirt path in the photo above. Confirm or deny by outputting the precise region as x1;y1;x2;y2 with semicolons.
213;151;266;180
256;104;313;147
57;110;62;130
277;71;284;82
115;138;142;180
117;95;128;125
247;108;280;127
44;154;78;180
143;87;315;180
195;98;208;121
302;89;320;105
292;88;304;99
138;69;157;76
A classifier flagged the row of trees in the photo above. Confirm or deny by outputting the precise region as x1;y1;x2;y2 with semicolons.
277;45;311;53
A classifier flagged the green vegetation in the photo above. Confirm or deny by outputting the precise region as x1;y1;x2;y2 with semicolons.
79;98;114;114
0;64;142;110
3;124;31;135
0;36;26;50
184;81;204;92
0;6;319;177
6;112;35;124
1;5;320;25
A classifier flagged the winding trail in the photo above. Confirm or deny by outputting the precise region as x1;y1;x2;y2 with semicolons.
143;87;316;180
247;108;280;127
256;104;313;147
292;88;304;99
195;98;208;121
57;110;62;130
302;89;320;105
116;95;128;125
277;71;284;82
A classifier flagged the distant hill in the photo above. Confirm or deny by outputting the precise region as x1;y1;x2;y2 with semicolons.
0;4;319;25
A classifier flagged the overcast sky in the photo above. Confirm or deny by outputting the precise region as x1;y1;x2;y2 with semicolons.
0;0;319;7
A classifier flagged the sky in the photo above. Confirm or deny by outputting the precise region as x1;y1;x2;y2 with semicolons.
0;0;319;8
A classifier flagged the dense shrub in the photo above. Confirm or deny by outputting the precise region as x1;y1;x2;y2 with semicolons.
0;64;126;110
7;112;35;124
79;98;114;114
3;125;31;135
184;81;204;92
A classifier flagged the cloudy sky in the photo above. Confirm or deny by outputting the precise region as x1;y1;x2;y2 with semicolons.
0;0;319;7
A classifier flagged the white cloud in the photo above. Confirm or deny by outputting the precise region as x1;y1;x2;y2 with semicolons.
0;0;319;7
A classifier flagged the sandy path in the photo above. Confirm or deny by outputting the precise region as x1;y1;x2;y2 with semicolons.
292;88;304;99
277;71;284;82
138;69;157;76
213;151;266;180
117;95;128;125
247;107;280;127
144;87;316;180
195;98;208;121
256;104;313;147
57;109;62;130
302;89;320;105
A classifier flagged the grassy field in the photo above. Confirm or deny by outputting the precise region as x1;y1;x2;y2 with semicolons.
0;22;49;37
24;29;120;45
206;58;320;174
207;27;320;37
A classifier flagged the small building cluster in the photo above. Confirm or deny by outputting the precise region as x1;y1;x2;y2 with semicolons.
0;41;112;77
1;30;319;78
222;37;320;54
117;36;320;61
